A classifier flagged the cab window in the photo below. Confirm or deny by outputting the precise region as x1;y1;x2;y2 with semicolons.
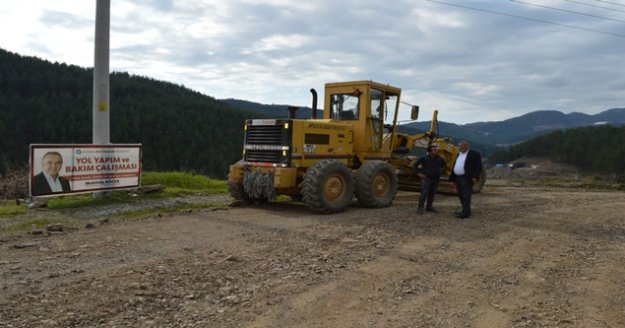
330;93;359;120
370;89;383;121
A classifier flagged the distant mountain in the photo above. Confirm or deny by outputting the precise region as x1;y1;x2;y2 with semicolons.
594;107;625;122
402;108;625;147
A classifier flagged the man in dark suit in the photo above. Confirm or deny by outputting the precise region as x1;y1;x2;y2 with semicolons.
449;140;482;219
32;151;71;196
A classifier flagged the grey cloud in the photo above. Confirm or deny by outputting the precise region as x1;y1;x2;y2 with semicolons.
103;1;625;122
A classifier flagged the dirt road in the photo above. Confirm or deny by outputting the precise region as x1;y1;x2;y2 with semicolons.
1;185;624;327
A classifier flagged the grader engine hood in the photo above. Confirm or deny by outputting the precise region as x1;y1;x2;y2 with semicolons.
243;119;354;167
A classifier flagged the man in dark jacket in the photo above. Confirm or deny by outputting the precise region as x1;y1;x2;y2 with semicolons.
32;151;71;196
414;143;446;214
450;140;482;219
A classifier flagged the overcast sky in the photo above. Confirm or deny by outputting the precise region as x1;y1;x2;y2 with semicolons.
1;0;624;124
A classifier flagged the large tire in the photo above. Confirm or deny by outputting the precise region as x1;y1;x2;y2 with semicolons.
301;159;354;214
355;161;398;208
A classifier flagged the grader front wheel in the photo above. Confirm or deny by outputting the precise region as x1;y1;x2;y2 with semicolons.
301;159;354;214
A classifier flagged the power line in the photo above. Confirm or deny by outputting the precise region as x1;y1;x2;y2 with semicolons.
511;0;625;23
565;0;625;14
426;0;625;38
597;0;625;8
510;0;625;23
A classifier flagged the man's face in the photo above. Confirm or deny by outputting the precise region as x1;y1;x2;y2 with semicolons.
458;142;469;153
42;154;63;177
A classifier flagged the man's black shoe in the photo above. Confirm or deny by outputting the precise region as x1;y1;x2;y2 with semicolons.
455;212;470;219
425;208;437;213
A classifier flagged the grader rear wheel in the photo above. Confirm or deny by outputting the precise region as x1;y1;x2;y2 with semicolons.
355;161;397;208
301;159;354;214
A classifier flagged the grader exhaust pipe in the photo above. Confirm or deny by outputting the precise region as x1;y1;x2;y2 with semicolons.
310;88;318;119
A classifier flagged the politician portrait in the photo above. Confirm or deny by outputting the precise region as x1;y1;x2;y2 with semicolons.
32;151;71;195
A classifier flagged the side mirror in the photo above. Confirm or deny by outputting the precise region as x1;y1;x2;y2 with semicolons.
410;105;419;120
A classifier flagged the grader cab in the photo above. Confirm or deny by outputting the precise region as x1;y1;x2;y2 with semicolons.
227;80;484;214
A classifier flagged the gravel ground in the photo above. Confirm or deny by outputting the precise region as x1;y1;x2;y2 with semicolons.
1;185;624;327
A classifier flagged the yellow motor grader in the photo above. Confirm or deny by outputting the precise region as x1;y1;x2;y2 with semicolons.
228;80;485;214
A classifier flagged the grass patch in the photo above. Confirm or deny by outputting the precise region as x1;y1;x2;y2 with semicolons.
44;191;135;209
0;202;28;216
142;171;228;193
17;217;52;229
0;172;231;235
33;172;228;211
0;215;81;234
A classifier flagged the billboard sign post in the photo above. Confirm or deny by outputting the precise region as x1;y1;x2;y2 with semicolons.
29;144;142;197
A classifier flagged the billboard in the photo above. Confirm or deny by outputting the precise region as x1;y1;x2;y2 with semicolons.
29;144;142;197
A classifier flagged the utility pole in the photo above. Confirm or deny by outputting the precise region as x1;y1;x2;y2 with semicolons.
93;0;110;145
92;0;111;198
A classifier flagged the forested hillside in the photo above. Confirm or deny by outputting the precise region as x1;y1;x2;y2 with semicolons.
0;49;265;178
223;99;317;119
488;125;625;178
